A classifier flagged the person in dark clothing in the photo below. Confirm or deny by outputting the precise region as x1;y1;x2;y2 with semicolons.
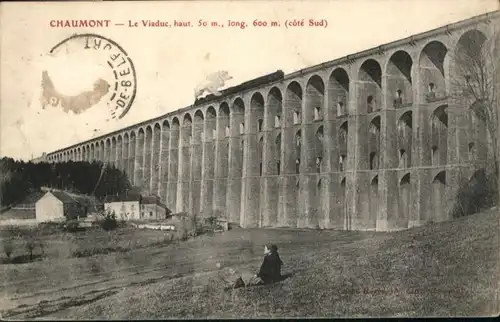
231;243;284;289
256;243;283;284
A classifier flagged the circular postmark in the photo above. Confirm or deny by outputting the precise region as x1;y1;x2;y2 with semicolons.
45;33;137;120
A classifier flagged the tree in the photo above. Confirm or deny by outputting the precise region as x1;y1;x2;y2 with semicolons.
450;27;499;205
2;237;13;262
24;230;37;260
0;158;132;207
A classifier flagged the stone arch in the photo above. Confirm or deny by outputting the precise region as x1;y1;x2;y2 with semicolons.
206;106;217;141
90;143;95;162
219;102;230;116
431;104;448;166
339;121;348;171
286;81;303;126
159;119;170;199
111;137;117;165
370;175;379;226
454;29;489;162
116;136;123;168
258;136;264;176
251;92;265;133
250;92;265;179
454;29;488;65
128;131;137;185
266;87;283;130
166;117;180;209
219;102;231;137
230;97;245;179
340;177;349;230
181;113;192;146
418;40;449;101
432;170;446;222
122;133;129;178
99;140;105;162
398;111;412;168
328;67;350;117
194;110;204;143
359;59;382;113
183;113;192;125
194;110;204;123
179;114;193;209
86;144;91;161
275;133;282;175
217;102;230;180
180;113;193;147
135;128;146;189
232;98;245;137
315;125;324;173
369;116;381;170
105;138;111;163
202;106;216;185
294;129;302;174
399;173;411;224
306;75;325;122
172;117;180;129
386;50;413;108
151;123;162;194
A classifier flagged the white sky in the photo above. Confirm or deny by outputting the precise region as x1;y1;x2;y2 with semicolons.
0;0;498;160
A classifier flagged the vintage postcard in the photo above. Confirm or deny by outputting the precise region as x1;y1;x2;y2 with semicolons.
1;0;499;319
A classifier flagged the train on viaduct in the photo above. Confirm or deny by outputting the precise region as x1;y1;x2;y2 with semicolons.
45;11;500;231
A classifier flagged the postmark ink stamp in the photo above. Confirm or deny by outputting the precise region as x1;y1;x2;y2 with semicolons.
41;33;137;120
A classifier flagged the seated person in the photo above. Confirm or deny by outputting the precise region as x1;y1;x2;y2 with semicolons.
233;243;284;288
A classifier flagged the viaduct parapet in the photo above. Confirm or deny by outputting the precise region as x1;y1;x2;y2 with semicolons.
46;11;500;231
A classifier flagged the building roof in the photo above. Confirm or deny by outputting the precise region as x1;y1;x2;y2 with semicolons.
140;195;169;211
104;193;170;212
104;194;141;203
18;190;46;205
103;187;144;203
47;190;99;207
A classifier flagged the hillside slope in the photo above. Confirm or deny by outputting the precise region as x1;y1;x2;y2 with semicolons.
3;208;499;318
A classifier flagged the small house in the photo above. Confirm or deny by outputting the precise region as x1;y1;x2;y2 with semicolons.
104;192;170;221
104;194;141;221
140;195;170;221
35;190;97;223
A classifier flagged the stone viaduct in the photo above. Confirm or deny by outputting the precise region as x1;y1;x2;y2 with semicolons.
45;11;500;231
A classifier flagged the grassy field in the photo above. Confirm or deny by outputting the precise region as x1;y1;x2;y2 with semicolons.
0;208;499;319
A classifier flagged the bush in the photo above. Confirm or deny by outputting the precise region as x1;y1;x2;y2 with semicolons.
64;220;81;232
24;229;38;260
206;216;217;229
2;237;14;262
452;169;498;218
99;210;118;231
175;224;189;241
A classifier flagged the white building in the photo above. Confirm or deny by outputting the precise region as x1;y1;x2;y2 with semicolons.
104;194;170;221
35;190;96;223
